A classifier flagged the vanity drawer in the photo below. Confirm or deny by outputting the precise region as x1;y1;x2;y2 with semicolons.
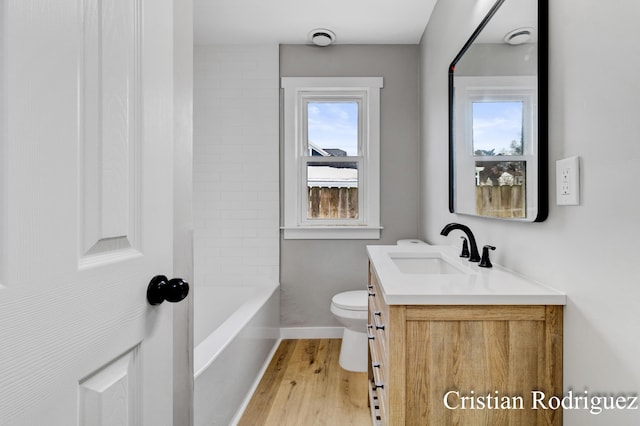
369;336;388;424
368;325;386;382
367;273;383;312
368;310;388;362
367;284;381;312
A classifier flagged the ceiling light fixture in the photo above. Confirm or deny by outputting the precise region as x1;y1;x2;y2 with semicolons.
503;27;533;45
309;29;336;47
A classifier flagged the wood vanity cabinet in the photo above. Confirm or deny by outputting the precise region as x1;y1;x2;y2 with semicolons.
367;262;563;426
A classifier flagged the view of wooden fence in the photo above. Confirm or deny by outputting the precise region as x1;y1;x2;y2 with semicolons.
308;187;358;219
476;185;525;218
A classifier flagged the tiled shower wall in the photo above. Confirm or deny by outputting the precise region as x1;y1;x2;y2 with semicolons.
193;45;279;287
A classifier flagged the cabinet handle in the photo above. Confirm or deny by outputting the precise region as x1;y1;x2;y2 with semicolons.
373;311;385;330
367;325;375;340
367;285;375;297
372;361;381;369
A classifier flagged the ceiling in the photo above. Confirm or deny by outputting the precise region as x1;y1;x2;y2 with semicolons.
476;0;538;44
194;0;439;45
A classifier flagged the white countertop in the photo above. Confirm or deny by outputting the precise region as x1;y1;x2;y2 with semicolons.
367;244;566;305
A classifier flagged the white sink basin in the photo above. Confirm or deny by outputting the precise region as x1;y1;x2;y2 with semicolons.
389;252;471;275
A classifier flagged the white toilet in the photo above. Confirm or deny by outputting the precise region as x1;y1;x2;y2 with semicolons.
330;290;368;372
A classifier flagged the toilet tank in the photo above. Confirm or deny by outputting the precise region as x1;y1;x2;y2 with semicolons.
396;239;426;246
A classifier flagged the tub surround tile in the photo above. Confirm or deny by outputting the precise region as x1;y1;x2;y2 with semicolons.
194;45;280;287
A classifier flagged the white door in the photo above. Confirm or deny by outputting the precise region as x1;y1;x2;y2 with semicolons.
0;1;180;425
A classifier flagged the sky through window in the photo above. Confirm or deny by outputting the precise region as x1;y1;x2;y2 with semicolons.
307;102;358;156
472;101;523;155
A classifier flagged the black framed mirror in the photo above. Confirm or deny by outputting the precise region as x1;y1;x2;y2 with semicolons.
448;0;548;221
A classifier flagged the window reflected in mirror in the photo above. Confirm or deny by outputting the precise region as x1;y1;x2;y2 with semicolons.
472;101;523;156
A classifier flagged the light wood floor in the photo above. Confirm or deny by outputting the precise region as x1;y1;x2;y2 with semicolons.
238;339;372;426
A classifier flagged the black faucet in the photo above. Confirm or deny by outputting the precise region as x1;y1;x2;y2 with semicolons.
440;223;481;262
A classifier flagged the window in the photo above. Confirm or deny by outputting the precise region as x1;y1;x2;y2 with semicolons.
281;77;383;239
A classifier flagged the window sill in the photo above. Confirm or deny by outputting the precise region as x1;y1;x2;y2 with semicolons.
282;226;383;240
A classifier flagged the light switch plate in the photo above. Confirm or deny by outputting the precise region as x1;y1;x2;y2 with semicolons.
556;156;580;205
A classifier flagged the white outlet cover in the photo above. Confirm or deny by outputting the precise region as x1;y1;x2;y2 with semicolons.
556;156;580;205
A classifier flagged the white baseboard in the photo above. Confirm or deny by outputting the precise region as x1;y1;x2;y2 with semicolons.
280;326;344;339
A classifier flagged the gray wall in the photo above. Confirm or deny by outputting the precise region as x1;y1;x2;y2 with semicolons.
280;45;421;327
420;1;640;425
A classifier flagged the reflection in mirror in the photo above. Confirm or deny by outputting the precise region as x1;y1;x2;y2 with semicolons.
449;0;547;221
475;160;526;218
472;101;523;156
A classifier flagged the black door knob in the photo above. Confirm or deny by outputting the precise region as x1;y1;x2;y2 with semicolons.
147;275;190;305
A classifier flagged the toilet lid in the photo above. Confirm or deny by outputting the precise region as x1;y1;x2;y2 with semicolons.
332;290;368;311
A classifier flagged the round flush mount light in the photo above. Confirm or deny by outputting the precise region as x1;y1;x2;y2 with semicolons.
503;27;534;45
309;29;336;47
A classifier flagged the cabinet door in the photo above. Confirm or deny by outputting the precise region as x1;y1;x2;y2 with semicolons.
405;306;563;426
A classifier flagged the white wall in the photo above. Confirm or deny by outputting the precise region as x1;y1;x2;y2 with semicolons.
193;45;280;287
420;0;640;424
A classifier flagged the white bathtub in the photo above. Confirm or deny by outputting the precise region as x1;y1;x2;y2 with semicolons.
194;281;280;426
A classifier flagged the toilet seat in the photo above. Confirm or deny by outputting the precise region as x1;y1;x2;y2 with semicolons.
331;290;368;311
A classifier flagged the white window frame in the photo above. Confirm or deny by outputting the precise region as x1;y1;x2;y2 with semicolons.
281;77;383;239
